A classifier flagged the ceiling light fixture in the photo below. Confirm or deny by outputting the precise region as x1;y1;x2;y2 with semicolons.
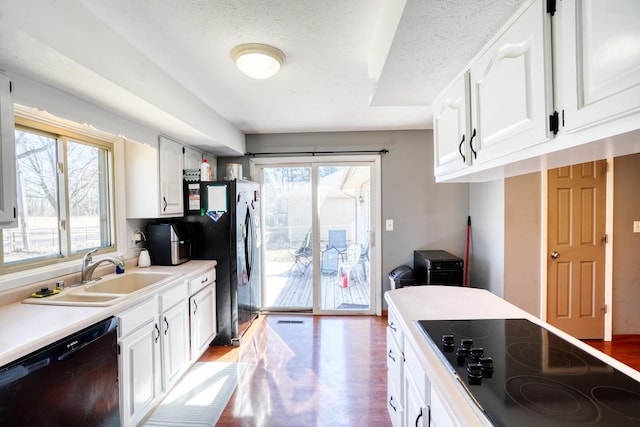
230;43;285;79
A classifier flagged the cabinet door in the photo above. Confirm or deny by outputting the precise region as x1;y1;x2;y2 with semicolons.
405;375;428;427
158;136;184;216
387;371;404;427
558;0;640;133
184;146;203;170
434;73;470;175
430;387;454;427
0;73;16;228
119;320;161;427
386;327;403;405
161;301;190;392
190;283;217;360
470;0;552;164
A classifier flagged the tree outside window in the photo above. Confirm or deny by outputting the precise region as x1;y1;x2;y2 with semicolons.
1;124;113;266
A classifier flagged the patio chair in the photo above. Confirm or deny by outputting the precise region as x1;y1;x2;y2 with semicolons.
327;229;348;259
359;238;370;278
289;230;312;274
338;243;363;285
322;229;348;274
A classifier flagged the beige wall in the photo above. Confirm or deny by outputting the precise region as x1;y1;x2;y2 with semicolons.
613;153;640;334
502;156;640;334
504;172;541;316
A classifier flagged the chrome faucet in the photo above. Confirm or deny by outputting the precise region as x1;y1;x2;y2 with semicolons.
81;248;125;284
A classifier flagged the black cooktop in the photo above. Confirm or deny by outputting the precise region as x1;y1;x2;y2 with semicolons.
416;319;640;427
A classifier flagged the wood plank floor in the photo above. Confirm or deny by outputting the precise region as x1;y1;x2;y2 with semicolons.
583;334;640;372
201;314;389;426
265;261;370;310
200;315;640;426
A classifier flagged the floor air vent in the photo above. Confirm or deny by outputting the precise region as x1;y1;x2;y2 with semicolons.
276;320;304;324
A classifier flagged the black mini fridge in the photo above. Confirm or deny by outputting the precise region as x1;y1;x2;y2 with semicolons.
414;250;464;286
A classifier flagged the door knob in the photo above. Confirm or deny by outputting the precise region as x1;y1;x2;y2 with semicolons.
550;251;560;259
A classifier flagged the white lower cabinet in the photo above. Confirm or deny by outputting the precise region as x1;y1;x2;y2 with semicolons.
118;271;212;426
158;282;190;392
405;376;428;427
387;370;404;427
404;342;430;427
189;282;217;361
430;387;454;427
118;298;162;427
387;326;404;427
387;308;405;427
387;308;456;427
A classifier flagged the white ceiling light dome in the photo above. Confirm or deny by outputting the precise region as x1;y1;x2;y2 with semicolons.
230;43;286;79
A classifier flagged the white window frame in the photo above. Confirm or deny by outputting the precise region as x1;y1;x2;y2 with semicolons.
0;105;126;292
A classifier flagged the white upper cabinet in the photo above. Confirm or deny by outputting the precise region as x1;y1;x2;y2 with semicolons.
469;0;552;164
433;0;640;182
557;0;640;133
0;72;16;228
433;0;554;181
158;136;184;216
433;73;470;175
183;146;203;170
126;135;184;218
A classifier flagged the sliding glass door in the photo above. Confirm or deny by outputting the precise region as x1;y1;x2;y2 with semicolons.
261;166;313;310
258;158;378;313
317;165;371;311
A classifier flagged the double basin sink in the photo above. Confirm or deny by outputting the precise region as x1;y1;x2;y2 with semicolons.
23;271;175;307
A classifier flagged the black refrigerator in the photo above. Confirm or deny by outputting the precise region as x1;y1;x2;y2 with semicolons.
181;179;261;345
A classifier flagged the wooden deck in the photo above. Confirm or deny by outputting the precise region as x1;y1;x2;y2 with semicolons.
263;261;370;310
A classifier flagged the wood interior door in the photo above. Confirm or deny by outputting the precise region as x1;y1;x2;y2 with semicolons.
547;160;606;339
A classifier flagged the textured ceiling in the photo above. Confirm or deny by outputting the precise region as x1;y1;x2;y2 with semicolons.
0;0;526;154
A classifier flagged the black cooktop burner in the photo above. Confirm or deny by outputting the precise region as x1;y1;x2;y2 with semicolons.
416;319;640;427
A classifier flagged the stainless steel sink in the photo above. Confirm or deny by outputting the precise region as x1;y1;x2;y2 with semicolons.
23;271;176;306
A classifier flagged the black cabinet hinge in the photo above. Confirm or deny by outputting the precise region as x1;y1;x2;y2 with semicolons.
547;0;557;16
549;111;559;135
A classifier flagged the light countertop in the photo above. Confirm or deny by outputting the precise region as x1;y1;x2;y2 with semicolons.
385;286;640;427
0;260;216;367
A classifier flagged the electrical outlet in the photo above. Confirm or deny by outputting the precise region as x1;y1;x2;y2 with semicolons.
634;221;640;233
386;219;394;231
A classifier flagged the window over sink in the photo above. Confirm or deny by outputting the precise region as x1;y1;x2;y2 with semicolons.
0;110;116;273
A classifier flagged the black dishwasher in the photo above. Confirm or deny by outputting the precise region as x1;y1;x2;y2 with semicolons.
0;316;120;426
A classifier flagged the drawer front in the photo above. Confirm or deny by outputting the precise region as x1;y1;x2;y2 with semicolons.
158;280;188;311
118;297;158;338
387;371;404;427
387;307;403;351
387;327;403;399
188;268;215;295
404;341;430;405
